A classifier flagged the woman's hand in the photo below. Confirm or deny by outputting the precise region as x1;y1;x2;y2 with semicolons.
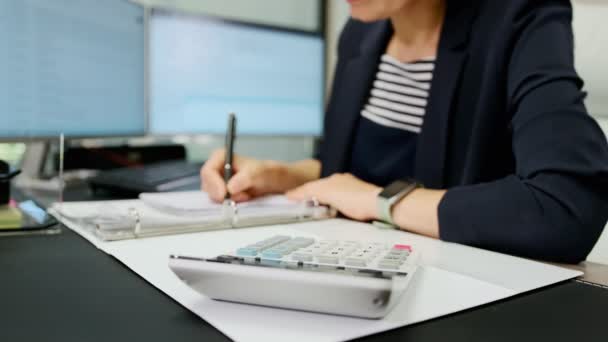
287;173;381;221
288;173;445;239
201;149;286;202
201;149;321;203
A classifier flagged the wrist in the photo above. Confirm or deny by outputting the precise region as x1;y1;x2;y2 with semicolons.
263;160;292;193
391;188;445;238
367;186;383;221
376;180;420;226
284;160;321;190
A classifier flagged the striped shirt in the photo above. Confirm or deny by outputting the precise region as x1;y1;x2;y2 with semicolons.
361;54;435;134
348;54;436;186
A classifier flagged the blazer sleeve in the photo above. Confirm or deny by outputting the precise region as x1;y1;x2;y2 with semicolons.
316;19;359;162
438;1;608;263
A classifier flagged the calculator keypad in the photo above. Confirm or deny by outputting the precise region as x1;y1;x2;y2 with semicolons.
232;236;415;272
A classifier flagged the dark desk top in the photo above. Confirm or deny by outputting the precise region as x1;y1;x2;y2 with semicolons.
1;226;607;342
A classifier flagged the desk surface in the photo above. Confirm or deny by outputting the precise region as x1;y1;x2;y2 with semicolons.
1;226;607;342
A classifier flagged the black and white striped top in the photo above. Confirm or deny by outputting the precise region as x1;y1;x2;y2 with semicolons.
361;54;435;134
348;54;436;186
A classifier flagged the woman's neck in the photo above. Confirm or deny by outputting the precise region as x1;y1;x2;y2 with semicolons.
388;0;446;62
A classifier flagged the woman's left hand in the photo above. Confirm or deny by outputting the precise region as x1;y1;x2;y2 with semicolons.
286;173;381;221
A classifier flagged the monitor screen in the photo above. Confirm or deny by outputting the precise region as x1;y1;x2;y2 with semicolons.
0;0;145;140
149;10;325;136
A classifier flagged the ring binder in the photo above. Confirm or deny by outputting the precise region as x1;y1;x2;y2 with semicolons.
129;207;142;237
53;192;337;242
222;200;238;223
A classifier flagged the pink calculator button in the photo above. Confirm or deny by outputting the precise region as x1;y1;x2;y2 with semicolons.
393;244;412;251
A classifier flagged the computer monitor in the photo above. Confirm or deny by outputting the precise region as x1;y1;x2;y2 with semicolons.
148;9;325;136
0;0;145;140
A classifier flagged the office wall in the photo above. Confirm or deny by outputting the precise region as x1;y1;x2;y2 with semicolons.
573;0;608;118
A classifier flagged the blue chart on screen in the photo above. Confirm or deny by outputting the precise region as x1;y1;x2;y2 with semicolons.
0;0;145;139
149;10;324;136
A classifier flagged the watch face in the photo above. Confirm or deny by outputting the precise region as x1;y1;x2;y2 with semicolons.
379;180;413;199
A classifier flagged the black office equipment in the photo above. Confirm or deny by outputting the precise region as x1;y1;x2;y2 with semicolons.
0;160;20;204
61;145;187;171
89;160;204;196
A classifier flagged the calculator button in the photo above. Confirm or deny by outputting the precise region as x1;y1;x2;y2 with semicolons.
318;240;338;248
257;236;291;249
351;252;373;262
317;255;339;264
345;257;368;267
310;245;329;255
338;245;357;254
359;249;378;258
236;248;258;257
385;253;409;261
268;236;291;243
381;255;405;262
246;245;266;251
377;261;401;270
292;253;314;262
274;245;298;254
261;250;284;259
393;244;412;252
327;248;346;257
291;237;315;247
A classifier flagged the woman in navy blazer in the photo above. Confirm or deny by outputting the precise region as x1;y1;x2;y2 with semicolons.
202;0;608;263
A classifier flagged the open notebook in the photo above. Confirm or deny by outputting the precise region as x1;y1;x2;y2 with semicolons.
50;191;334;241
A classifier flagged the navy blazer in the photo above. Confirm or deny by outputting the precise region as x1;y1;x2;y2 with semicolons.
320;0;608;263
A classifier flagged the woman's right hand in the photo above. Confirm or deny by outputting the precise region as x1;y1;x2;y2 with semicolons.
201;149;291;203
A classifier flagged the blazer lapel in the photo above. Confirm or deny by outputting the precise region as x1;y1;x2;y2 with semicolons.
415;2;476;188
322;21;392;176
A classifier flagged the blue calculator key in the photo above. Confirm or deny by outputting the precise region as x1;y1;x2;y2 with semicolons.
236;248;258;257
261;251;284;259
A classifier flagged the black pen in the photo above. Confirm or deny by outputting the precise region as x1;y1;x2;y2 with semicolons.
224;113;237;201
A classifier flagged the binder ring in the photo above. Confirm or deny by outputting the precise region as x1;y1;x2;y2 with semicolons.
128;207;142;237
222;200;238;226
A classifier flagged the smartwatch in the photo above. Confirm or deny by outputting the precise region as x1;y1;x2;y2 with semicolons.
375;179;420;227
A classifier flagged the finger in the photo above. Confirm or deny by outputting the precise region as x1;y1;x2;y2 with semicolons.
226;169;255;195
201;149;230;201
231;154;248;172
231;192;252;203
205;148;226;169
201;164;227;202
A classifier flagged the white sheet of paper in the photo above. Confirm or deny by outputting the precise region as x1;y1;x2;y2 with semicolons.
54;212;581;342
139;191;299;217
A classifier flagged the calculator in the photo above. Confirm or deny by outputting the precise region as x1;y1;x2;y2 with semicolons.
169;235;418;319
